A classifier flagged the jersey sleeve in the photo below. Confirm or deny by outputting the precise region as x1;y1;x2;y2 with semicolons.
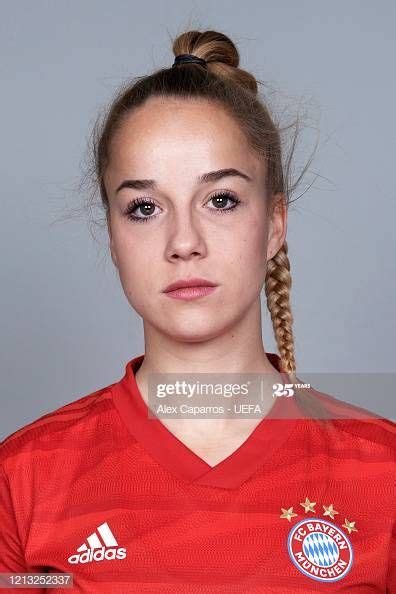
0;463;28;572
0;463;48;594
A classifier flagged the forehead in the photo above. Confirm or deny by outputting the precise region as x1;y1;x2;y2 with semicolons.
106;96;265;182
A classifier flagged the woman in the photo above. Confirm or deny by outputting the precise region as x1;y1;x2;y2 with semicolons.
0;29;394;593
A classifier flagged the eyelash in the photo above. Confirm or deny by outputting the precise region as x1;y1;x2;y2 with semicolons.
123;190;241;223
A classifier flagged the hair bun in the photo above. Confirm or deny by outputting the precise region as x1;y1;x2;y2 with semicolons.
172;29;257;94
172;30;239;68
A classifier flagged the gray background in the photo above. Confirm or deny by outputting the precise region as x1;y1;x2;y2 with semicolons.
1;1;395;439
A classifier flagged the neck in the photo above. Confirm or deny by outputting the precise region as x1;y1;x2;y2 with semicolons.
133;299;284;444
136;298;281;378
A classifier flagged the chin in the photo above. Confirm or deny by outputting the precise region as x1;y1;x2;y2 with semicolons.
161;319;226;343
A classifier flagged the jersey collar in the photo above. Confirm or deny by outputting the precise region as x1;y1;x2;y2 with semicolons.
111;353;300;489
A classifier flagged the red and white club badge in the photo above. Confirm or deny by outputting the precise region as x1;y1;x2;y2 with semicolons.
287;517;353;583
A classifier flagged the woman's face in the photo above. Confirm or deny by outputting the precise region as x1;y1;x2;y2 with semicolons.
104;96;286;342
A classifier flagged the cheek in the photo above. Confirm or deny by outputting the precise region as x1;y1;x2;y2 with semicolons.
231;220;267;269
113;232;157;304
226;220;268;300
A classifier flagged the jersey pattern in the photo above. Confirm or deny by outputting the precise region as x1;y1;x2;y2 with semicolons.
0;353;394;593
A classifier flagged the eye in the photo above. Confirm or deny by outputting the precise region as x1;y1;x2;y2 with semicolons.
206;190;241;213
124;197;160;223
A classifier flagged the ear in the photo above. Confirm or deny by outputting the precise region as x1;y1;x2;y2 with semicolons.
266;193;287;260
106;211;118;269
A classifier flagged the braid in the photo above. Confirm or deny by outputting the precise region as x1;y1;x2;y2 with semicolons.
265;240;328;424
264;240;296;378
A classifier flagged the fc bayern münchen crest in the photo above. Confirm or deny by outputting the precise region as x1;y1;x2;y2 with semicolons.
287;517;353;583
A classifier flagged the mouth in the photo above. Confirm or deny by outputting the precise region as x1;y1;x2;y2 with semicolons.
163;278;218;301
164;286;218;300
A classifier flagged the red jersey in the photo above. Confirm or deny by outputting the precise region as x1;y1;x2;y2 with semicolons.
0;353;394;593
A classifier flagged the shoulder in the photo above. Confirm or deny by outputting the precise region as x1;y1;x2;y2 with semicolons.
308;385;396;456
0;382;117;470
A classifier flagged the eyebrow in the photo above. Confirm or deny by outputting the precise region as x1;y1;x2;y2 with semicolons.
115;168;252;193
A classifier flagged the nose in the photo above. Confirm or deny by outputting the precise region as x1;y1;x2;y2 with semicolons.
165;209;207;262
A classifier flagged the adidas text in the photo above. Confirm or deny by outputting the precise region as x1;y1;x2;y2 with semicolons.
68;546;127;564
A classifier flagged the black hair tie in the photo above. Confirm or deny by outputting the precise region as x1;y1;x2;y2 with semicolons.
172;54;207;68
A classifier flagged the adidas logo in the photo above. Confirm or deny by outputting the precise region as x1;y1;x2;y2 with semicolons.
68;521;127;564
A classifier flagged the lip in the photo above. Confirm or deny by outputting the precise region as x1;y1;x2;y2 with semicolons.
164;286;217;301
163;278;218;293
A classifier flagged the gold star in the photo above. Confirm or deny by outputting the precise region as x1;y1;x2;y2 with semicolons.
342;518;358;534
300;497;316;513
323;504;339;520
280;507;298;522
